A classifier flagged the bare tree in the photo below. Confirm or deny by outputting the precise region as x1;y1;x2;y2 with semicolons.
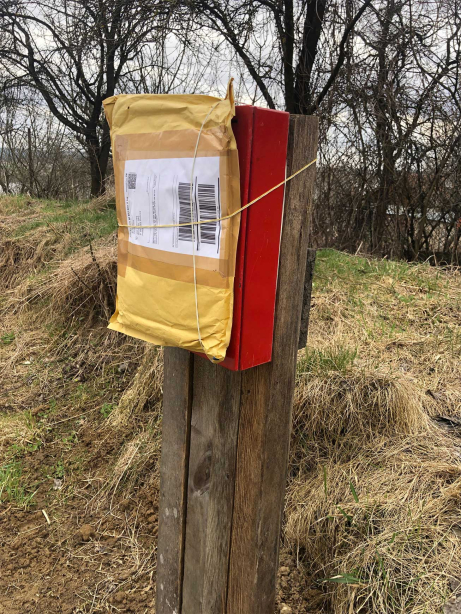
184;0;374;113
311;0;461;259
0;90;91;199
0;0;175;195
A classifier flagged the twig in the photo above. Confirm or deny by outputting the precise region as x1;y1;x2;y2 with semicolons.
70;266;95;296
89;240;115;306
48;405;100;426
45;221;65;238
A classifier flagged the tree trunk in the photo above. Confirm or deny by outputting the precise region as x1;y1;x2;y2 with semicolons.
283;0;295;113
27;127;34;195
87;124;110;197
293;0;328;114
88;144;103;197
372;0;394;255
372;141;394;254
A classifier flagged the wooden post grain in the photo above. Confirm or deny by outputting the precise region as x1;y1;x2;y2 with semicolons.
156;115;319;614
227;116;318;613
182;360;241;614
156;348;193;614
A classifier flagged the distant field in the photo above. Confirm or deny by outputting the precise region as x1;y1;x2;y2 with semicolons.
1;195;460;614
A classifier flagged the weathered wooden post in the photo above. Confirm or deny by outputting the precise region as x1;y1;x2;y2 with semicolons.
157;115;318;614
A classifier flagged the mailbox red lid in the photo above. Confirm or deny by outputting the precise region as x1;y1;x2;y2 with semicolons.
219;105;290;371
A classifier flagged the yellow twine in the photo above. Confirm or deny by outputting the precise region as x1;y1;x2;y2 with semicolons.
188;101;220;359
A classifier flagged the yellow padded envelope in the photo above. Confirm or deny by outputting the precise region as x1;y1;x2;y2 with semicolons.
103;82;240;362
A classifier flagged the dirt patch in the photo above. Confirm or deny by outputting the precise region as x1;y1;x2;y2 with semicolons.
276;551;325;614
0;489;158;613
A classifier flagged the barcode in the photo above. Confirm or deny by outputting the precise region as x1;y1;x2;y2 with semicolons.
178;182;194;243
197;184;219;245
127;173;137;190
177;181;219;250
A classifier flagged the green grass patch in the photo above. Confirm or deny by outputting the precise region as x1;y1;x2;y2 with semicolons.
1;195;117;265
1;332;15;345
14;204;117;243
100;403;115;419
0;460;36;507
313;248;446;295
298;345;357;374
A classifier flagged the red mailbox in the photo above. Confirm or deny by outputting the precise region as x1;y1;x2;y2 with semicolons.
219;105;290;371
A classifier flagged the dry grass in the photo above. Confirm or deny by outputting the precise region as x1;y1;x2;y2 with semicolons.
0;226;71;290
292;371;434;448
285;432;461;613
0;193;117;298
0;196;159;613
0;412;36;459
284;250;461;613
104;428;162;509
25;240;117;323
305;251;461;415
98;347;163;512
108;347;163;428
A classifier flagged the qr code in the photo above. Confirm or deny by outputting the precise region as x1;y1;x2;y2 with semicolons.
127;172;137;190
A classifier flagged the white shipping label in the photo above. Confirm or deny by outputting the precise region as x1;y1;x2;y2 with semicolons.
124;157;222;259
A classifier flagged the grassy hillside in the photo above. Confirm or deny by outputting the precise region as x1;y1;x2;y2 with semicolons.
0;196;460;614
